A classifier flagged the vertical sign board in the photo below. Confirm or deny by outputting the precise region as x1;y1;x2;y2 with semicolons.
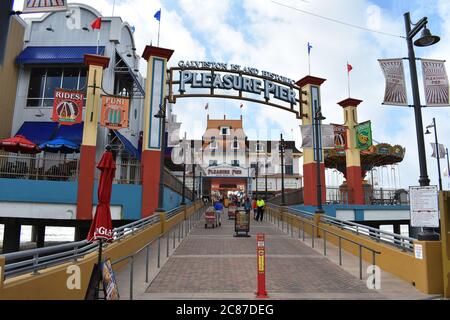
410;186;440;228
234;210;250;237
256;234;268;298
52;89;84;125
100;95;130;130
148;58;165;150
311;86;323;162
102;259;120;300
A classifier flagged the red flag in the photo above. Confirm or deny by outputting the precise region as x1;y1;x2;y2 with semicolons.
347;63;353;73
91;17;102;30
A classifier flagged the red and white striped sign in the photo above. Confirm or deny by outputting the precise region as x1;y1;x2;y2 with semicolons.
23;0;68;14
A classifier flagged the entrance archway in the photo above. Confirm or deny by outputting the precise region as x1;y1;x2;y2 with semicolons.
139;45;327;216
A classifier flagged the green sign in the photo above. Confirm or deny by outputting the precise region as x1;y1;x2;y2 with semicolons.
356;121;373;151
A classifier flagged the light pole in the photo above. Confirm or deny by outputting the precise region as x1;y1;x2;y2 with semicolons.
255;140;259;200
154;100;167;212
279;134;286;207
264;155;268;201
313;107;326;214
404;12;440;240
425;118;443;191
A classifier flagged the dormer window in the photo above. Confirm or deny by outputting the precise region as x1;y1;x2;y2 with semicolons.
220;126;230;136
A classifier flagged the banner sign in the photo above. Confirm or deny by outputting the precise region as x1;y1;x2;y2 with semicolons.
379;59;408;106
52;89;84;125
100;96;130;130
168;122;181;147
410;186;440;228
431;143;446;159
422;59;450;107
256;234;268;298
332;124;348;150
23;0;68;13
101;259;120;300
355;121;373;151
301;124;334;150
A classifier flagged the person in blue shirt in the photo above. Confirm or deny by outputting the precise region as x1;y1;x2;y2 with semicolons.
214;200;223;227
243;198;252;215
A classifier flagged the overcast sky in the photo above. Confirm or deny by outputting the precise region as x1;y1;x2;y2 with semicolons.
13;0;450;189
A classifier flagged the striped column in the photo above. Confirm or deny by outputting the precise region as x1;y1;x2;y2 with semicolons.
76;54;110;220
296;76;327;207
338;98;365;205
141;46;174;217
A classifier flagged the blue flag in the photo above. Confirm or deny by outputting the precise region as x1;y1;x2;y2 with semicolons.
131;26;136;33
308;42;313;55
154;9;161;21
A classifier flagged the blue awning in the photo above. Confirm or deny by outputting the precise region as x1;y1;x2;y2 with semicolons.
16;46;106;65
15;122;59;145
115;131;141;160
53;123;84;145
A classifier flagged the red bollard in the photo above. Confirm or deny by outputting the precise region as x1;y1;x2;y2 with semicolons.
256;234;268;299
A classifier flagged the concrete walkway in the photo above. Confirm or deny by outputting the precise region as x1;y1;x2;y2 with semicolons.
115;208;436;300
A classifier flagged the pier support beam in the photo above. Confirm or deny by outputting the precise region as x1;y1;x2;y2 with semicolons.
2;222;21;254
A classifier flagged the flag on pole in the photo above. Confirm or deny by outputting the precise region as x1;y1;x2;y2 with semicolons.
240;104;244;109
347;62;353;97
307;42;313;74
154;9;161;21
130;26;136;33
431;143;446;159
91;17;102;30
347;63;353;73
205;103;209;110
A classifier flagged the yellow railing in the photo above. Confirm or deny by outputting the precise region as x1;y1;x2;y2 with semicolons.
0;201;204;300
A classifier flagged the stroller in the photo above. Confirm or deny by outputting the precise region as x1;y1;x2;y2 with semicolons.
205;207;217;229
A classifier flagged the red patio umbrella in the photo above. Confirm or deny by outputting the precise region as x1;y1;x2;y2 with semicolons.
87;148;116;242
87;147;116;300
0;135;40;154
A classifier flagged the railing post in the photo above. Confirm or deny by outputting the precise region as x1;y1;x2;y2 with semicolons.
130;256;134;300
323;230;327;256
145;245;150;283
339;237;342;266
178;222;181;243
166;232;170;258
302;221;305;241
0;256;4;290
312;225;315;248
359;246;363;280
173;227;176;249
32;253;39;275
157;236;161;268
291;217;294;237
159;212;166;235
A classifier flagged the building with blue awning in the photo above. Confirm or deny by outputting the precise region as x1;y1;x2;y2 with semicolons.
10;3;144;163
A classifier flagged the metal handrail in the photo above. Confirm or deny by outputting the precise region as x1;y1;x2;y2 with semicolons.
267;208;382;281
1;205;188;279
270;203;415;252
320;215;415;252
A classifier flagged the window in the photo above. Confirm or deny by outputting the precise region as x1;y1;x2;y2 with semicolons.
210;136;218;149
256;143;264;152
27;67;87;107
220;126;230;136
231;137;239;150
285;165;294;175
232;160;240;167
209;160;218;167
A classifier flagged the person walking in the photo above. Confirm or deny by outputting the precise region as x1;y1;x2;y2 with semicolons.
214;199;223;227
252;198;258;220
243;197;252;215
256;197;266;222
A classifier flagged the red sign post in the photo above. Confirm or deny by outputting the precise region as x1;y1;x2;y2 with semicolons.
256;234;268;299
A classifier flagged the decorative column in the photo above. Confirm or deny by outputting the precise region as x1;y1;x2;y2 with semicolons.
141;46;174;217
296;76;327;207
338;98;365;205
76;54;110;220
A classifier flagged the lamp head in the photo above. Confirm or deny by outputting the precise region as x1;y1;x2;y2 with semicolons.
425;129;431;135
154;109;165;119
414;26;440;47
315;111;326;121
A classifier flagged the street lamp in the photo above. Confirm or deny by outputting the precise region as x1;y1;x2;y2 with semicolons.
446;148;450;190
404;12;440;240
314;108;326;213
154;100;167;212
192;140;196;201
279;134;286;207
264;155;269;201
425;118;443;191
255;140;260;200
